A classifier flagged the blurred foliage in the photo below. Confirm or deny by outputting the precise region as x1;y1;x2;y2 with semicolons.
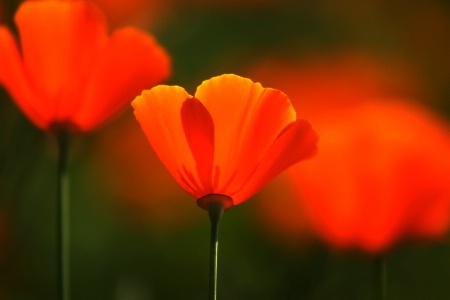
1;0;450;299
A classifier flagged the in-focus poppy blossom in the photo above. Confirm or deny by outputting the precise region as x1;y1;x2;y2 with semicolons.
0;0;170;134
132;74;318;209
289;100;450;253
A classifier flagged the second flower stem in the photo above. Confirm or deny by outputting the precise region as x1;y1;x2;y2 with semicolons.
373;255;387;300
56;132;71;300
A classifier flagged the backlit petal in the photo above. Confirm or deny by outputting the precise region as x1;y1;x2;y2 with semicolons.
194;74;296;195
0;27;45;128
235;119;318;204
75;27;170;131
132;86;202;197
15;0;107;124
181;97;214;194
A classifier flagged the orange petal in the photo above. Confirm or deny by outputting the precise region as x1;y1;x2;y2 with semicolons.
15;0;108;125
181;97;214;194
75;27;170;131
194;74;297;196
132;86;203;197
235;119;318;204
0;26;45;129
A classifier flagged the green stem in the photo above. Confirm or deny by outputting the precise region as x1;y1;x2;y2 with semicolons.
373;255;387;300
207;201;225;300
56;132;71;300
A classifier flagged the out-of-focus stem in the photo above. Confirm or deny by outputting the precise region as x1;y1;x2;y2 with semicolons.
56;132;71;300
373;255;387;300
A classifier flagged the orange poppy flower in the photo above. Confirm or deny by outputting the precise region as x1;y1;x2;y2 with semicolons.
0;0;170;133
132;74;318;208
290;100;450;253
245;54;450;252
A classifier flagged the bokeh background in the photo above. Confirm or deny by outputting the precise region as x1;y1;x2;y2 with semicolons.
1;0;450;299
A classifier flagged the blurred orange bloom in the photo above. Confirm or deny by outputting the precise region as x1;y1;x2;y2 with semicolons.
0;0;170;133
290;100;450;253
132;74;318;208
246;54;450;252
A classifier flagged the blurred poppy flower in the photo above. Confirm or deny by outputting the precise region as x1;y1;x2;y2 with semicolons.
132;74;318;209
0;0;170;134
247;54;450;252
289;100;450;253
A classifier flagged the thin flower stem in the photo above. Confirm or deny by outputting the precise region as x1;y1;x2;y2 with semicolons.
373;255;387;300
56;132;71;300
207;201;225;300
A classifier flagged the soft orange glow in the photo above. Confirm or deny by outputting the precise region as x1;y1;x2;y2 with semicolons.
90;112;201;229
252;176;314;248
290;100;450;253
0;0;170;133
246;53;422;119
92;0;167;28
132;74;318;208
247;54;450;252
